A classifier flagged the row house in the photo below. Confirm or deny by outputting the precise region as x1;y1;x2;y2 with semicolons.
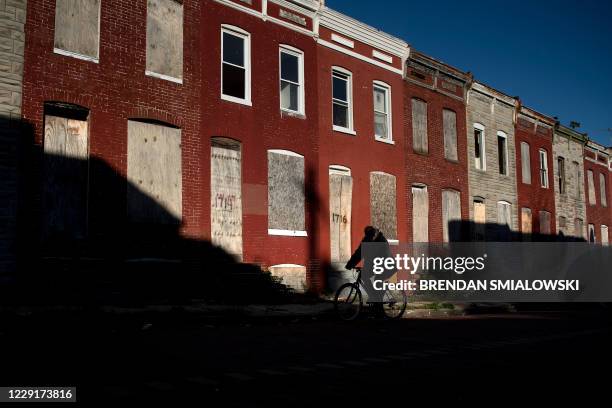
404;51;471;244
583;141;610;244
514;106;557;238
466;82;518;241
552;124;588;239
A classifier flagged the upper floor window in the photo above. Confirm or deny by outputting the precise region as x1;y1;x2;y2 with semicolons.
557;156;566;194
473;123;485;170
411;98;428;153
573;161;581;199
279;46;304;114
332;68;353;133
373;82;392;142
587;169;596;205
539;149;549;188
497;131;508;175
146;0;184;82
600;173;608;207
521;142;531;184
443;109;457;161
53;0;100;62
221;26;251;105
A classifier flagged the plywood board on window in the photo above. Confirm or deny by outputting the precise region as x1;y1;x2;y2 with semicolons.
127;121;182;224
473;200;485;241
267;152;305;232
54;0;100;59
442;190;461;242
521;142;531;184
329;173;352;263
443;109;457;161
369;172;397;240
211;139;243;260
412;99;428;153
412;186;428;243
146;0;184;80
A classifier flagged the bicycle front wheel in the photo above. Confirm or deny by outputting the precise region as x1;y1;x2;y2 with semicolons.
334;283;362;321
382;289;408;319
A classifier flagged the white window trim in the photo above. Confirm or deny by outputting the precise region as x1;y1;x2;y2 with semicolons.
221;25;252;106
474;123;486;171
539;149;549;188
331;66;354;134
268;229;308;237
145;70;183;84
497;131;508;175
373;80;393;144
331;33;354;49
279;45;305;115
329;164;351;176
53;0;101;62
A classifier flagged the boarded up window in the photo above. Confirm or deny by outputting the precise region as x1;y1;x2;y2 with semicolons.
557;157;565;194
147;0;184;80
587;170;596;205
602;225;609;246
127;121;182;224
574;218;583;239
268;150;305;233
412;185;428;243
43;111;89;239
412;99;428;154
573;161;581;199
539;210;551;235
54;0;100;59
329;167;352;263
211;138;243;260
599;173;607;207
521;208;532;240
443;109;457;161
442;190;461;242
473;199;485;241
370;172;397;240
497;201;512;240
521;142;531;184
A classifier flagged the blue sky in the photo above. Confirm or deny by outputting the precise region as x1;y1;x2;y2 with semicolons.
327;0;612;146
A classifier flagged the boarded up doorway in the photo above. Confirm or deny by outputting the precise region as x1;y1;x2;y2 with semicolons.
329;166;352;266
211;138;243;261
43;104;90;240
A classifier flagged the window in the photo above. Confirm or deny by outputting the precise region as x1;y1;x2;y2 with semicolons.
574;218;584;239
539;210;551;235
557;157;565;194
521;142;531;184
411;99;428;153
473;198;485;241
267;150;305;236
602;225;609;246
521;208;532;240
497;131;508;175
221;26;251;104
442;190;461;243
53;0;100;61
558;216;567;236
370;172;397;241
332;68;353;132
539;149;548;188
474;124;485;170
573;161;581;199
588;223;596;243
373;82;392;141
443;109;458;161
412;185;428;243
599;173;607;207
146;0;183;82
587;170;596;205
279;46;304;114
497;201;512;241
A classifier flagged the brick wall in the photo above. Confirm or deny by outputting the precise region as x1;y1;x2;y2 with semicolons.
584;144;610;243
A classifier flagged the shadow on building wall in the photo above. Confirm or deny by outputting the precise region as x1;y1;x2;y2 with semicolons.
1;117;294;308
448;220;587;243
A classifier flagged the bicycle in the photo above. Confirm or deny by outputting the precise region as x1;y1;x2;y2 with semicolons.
334;267;408;321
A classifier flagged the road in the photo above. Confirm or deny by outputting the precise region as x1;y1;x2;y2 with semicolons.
1;308;611;406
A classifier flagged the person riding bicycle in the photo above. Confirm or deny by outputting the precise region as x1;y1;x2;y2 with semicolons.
345;226;395;303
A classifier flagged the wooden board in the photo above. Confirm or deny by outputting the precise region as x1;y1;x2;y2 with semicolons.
539;210;551;235
127;121;182;224
521;142;531;184
329;172;352;263
473;200;486;241
601;225;609;246
54;0;100;59
267;151;305;232
442;190;461;243
587;170;596;205
146;0;184;80
370;172;397;240
43;115;89;239
411;186;428;243
521;207;532;237
574;218;584;239
211;139;243;260
443;109;457;161
599;173;607;207
411;99;428;153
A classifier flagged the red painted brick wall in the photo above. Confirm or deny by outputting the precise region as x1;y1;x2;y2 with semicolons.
584;156;610;243
403;81;470;242
514;122;556;235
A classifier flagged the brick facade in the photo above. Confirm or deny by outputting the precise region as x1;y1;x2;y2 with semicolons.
584;142;610;243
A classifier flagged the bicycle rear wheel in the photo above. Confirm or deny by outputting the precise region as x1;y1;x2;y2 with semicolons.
334;283;362;321
381;289;407;319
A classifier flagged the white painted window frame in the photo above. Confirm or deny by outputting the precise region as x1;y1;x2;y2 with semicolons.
539;148;549;188
267;149;307;237
331;66;355;135
221;25;252;106
372;80;393;144
279;45;305;116
474;123;486;171
497;200;512;227
497;130;508;176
